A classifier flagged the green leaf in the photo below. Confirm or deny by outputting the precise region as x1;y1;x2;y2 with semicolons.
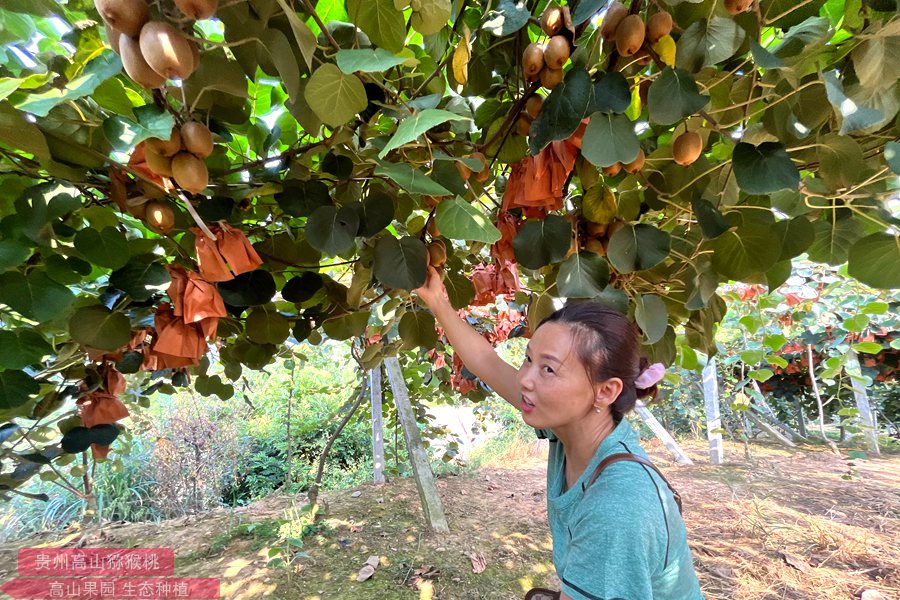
304;64;367;128
512;215;572;269
322;311;369;341
740;349;765;364
305;205;360;256
529;68;593;154
765;333;787;350
572;0;605;25
0;270;74;322
69;305;132;351
606;224;671;273
109;255;170;302
277;180;332;217
0;330;51;369
483;0;530;36
732;142;800;194
355;190;395;237
885;141;900;175
676;17;745;72
648;68;709;126
748;368;774;381
0;102;50;160
218;270;277;306
749;39;784;69
73;226;130;270
807;218;864;265
272;0;318;70
557;252;610;298
582;184;617;224
483;116;529;164
581;113;640;168
588;72;631;114
435;197;501;244
445;270;475;310
848;233;900;289
822;71;883;135
346;0;406;53
257;28;301;102
843;314;870;333
375;162;452;196
380;109;469;158
282;272;323;303
692;199;731;239
103;104;176;152
15;51;121;118
635;294;668;345
709;224;781;281
773;216;815;261
852;342;883;354
816;133;868;192
410;0;451;35
398;311;438;349
861;301;888;315
245;308;291;345
374;236;427;290
766;260;791;291
0;239;32;272
336;48;407;73
0;370;39;411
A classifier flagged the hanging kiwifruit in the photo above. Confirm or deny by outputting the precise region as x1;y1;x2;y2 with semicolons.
600;2;628;40
105;21;122;54
189;41;201;72
615;15;645;57
638;79;652;106
180;121;214;158
525;95;544;119
540;4;564;36
523;43;545;81
171;152;208;193
607;218;626;238
471;152;490;182
673;131;703;166
516;113;533;137
544;36;570;70
455;160;472;181
139;21;196;80
144;147;174;177
584;238;606;256
125;196;149;219
119;33;166;89
623;149;645;174
540;67;564;90
633;49;651;66
647;11;673;44
586;221;609;237
602;163;622;177
724;0;753;15
145;200;175;234
427;240;447;268
146;128;182;158
94;0;149;38
426;218;441;237
174;0;219;20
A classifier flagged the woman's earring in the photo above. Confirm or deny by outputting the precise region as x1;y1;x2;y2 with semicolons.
594;407;602;413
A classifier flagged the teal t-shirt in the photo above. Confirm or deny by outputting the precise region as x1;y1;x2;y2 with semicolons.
537;419;704;600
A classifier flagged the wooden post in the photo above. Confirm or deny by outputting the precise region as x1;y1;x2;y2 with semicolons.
845;350;880;455
369;367;385;485
745;408;797;448
749;380;808;442
634;400;694;465
702;359;724;465
383;356;450;533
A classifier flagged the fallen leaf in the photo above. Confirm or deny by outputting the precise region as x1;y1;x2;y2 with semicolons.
468;552;487;574
778;551;811;573
356;555;380;581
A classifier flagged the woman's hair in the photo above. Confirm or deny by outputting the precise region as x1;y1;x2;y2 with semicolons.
537;301;658;423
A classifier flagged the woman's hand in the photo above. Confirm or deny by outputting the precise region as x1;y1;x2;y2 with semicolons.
413;266;448;308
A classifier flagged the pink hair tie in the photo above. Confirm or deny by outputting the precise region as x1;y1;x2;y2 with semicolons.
635;362;666;388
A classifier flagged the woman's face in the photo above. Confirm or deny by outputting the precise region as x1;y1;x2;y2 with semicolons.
516;322;597;429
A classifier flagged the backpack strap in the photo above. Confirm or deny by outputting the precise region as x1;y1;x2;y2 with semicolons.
585;452;683;515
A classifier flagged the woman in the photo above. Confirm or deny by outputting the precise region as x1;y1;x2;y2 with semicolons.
415;267;704;600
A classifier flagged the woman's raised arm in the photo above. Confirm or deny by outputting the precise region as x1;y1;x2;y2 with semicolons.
414;266;521;407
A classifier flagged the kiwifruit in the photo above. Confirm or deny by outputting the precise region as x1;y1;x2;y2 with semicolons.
144;147;174;177
540;4;564;36
94;0;149;38
180;121;214;158
523;43;545;81
171;152;208;193
607;219;626;237
145;128;182;158
623;149;645;173
724;0;753;15
105;21;122;54
455;160;472;181
516;114;533;137
119;33;166;89
174;0;218;20
540;67;564;90
673;131;703;166
638;79;652;105
525;95;544;119
125;196;149;219
584;238;606;256
544;36;570;70
602;163;622;177
145;200;175;234
616;15;645;57
189;41;201;72
633;48;651;66
427;240;447;267
138;179;166;199
426;218;441;238
586;221;609;237
139;21;196;80
600;2;628;40
471;152;490;182
647;11;673;44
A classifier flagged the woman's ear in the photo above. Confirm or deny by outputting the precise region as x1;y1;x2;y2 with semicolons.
593;377;623;409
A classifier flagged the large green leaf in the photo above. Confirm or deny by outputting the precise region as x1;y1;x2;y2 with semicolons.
557;252;610;298
305;205;360;256
806;218;864;265
272;0;317;71
380;109;469;158
398;311;438;349
676;17;746;72
73;226;130;270
103;104;176;152
581;113;640;168
435;197;501;244
277;180;332;217
346;0;406;53
822;71;884;135
0;370;39;411
0;270;74;322
815;133;868;191
588;72;631;114
109;255;170;302
69;305;132;351
773;216;815;261
15;51;121;118
258;28;301;102
245;308;291;345
607;224;671;273
218;270;277;306
375;162;452;196
355;190;395;237
848;233;899;288
884;141;900;174
444;270;475;309
336;49;407;73
0;102;50;161
0;239;32;272
0;330;51;370
635;294;668;345
483;0;530;36
529;68;593;154
692;199;731;239
304;64;367;128
709;224;782;281
322;311;369;340
410;0;451;35
373;236;427;290
512;215;572;270
732;142;800;194
648;68;709;126
582;185;617;224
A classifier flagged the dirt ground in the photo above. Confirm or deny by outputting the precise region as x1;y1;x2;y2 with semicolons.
1;437;898;600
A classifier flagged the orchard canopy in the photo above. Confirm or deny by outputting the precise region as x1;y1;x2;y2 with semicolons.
0;0;899;488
